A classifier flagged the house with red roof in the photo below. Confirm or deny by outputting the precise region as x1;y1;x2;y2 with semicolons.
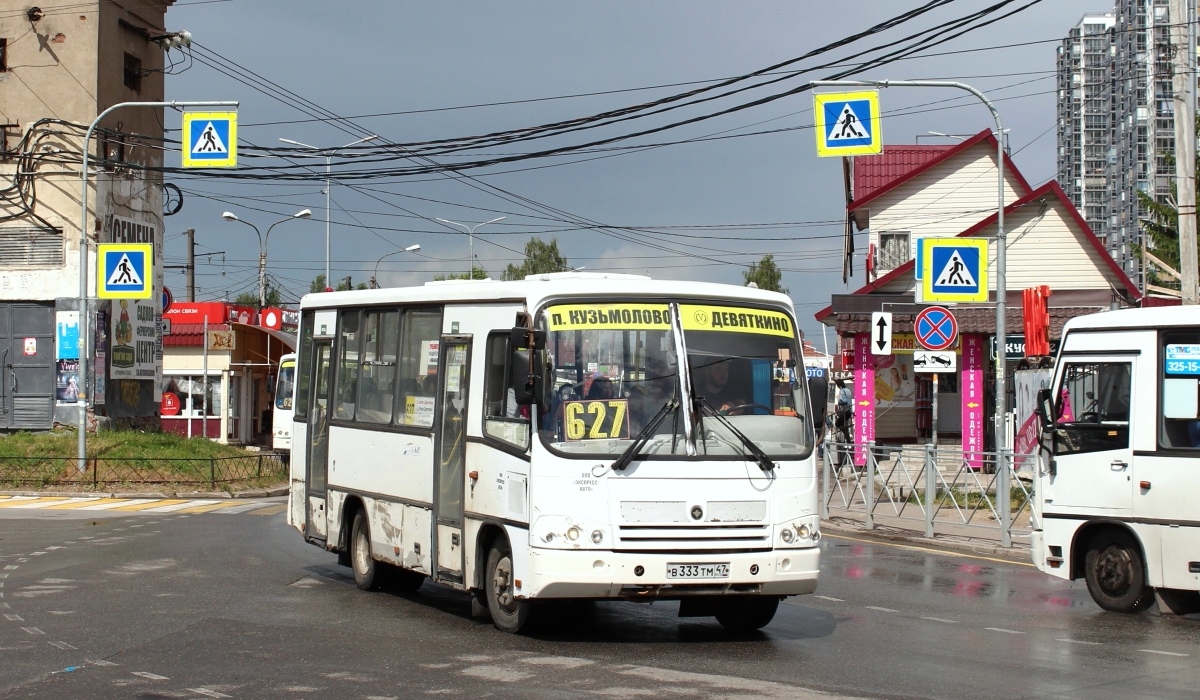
816;130;1140;450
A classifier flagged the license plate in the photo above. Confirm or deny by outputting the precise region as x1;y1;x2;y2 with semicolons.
665;562;730;580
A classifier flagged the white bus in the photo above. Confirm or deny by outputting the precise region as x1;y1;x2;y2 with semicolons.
286;274;822;632
273;353;297;457
1033;306;1200;615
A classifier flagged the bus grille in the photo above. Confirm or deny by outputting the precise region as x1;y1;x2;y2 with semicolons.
616;523;770;550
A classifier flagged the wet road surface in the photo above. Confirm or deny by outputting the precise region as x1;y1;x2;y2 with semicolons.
0;505;1197;699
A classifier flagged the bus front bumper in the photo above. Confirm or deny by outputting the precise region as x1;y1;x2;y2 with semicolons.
520;547;820;599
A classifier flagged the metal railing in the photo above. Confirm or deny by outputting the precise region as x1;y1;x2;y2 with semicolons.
0;454;287;490
820;441;1037;547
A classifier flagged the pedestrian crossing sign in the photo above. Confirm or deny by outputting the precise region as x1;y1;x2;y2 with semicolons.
181;111;237;168
97;243;153;299
919;238;989;303
813;90;882;157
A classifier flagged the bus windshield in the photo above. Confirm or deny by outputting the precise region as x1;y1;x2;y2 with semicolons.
537;301;812;460
276;358;295;410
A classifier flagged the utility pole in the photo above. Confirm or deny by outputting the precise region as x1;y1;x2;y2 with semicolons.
185;227;196;302
1171;0;1198;303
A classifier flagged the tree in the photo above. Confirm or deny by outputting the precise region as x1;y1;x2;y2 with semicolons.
234;282;282;307
743;254;788;294
309;274;329;294
1133;114;1200;292
434;267;488;281
502;238;569;280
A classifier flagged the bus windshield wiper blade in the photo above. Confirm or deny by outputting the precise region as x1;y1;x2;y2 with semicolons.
698;400;776;472
612;399;678;472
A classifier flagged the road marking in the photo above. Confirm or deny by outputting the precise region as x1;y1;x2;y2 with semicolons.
214;502;275;514
187;688;232;698
111;499;188;512
143;500;221;513
131;671;169;680
73;500;138;510
21;627;44;635
1056;639;1101;645
0;498;71;508
4;614;23;621
174;501;246;514
45;546;61;550
1138;649;1189;657
41;498;104;510
812;595;844;602
48;641;76;650
823;532;1035;568
921;616;959;624
87;659;118;667
866;606;899;613
250;504;287;516
985;627;1025;634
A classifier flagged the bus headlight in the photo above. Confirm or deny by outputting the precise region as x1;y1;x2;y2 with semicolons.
780;527;795;544
566;527;581;541
591;529;604;544
797;524;811;540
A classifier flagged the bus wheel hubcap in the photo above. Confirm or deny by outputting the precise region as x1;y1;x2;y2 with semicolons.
1096;547;1130;596
493;557;514;610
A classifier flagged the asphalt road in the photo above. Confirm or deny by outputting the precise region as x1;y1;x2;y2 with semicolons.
0;503;1197;699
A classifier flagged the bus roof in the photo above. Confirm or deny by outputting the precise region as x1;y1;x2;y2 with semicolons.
1062;305;1199;333
298;274;795;315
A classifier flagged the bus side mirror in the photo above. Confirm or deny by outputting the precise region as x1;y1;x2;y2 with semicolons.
1036;388;1055;433
510;347;552;406
509;326;545;351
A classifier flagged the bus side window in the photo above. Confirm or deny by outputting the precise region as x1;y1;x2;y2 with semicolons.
483;332;530;451
334;310;361;421
397;307;442;428
1054;362;1131;455
1160;332;1200;449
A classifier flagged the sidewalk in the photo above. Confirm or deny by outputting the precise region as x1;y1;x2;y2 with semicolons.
820;510;1033;565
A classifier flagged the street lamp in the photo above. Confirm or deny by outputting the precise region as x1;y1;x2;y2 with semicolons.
434;216;505;278
371;244;421;288
278;135;379;287
222;208;312;308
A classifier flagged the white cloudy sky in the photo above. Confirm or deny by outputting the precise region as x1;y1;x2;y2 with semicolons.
161;0;1107;340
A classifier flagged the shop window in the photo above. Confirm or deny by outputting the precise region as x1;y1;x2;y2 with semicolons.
356;309;399;424
483;332;530;450
333;311;361;420
397;307;443;428
163;375;222;418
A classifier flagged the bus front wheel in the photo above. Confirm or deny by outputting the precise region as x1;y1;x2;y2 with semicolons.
350;510;384;592
1084;530;1154;613
485;540;533;633
714;596;780;631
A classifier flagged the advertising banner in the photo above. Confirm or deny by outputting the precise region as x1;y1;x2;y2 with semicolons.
110;298;158;380
962;334;985;469
853;334;875;466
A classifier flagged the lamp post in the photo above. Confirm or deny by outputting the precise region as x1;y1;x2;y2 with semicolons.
371;244;421;288
434;216;505;278
76;99;237;473
278;135;379;287
221;209;312;308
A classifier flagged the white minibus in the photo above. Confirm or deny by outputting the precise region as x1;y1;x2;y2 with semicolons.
1033;306;1200;615
286;274;822;632
273;353;296;457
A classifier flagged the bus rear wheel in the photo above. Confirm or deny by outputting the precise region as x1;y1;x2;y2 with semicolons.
1084;530;1154;613
485;540;533;633
350;510;384;592
714;596;780;631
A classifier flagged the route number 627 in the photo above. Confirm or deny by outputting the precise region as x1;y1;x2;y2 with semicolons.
564;399;630;441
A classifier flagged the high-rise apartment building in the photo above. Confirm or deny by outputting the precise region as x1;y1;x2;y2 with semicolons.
1057;1;1196;292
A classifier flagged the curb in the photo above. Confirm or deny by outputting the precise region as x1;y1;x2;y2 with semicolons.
820;519;1032;564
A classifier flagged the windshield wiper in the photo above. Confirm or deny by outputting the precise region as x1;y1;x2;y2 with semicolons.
612;399;679;472
697;400;776;472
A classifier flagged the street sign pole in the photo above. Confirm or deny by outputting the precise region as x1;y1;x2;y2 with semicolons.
78;100;237;473
813;79;1007;448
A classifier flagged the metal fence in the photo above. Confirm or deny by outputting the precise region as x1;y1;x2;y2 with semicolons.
820;441;1037;547
0;454;288;490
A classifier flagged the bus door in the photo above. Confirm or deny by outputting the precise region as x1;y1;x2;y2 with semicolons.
305;340;334;541
433;336;471;583
1047;356;1135;511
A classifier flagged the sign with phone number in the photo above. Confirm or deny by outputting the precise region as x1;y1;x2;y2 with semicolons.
564;399;630;441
